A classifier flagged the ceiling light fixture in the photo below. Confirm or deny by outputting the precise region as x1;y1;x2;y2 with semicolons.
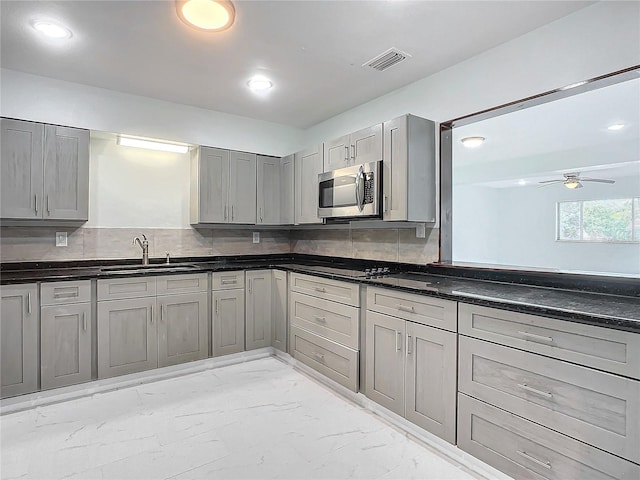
117;135;189;154
560;80;587;91
247;76;273;92
608;123;625;131
176;0;235;32
32;21;72;39
460;136;485;148
564;180;583;189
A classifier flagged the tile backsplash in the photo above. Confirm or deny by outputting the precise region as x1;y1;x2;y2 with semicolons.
1;226;439;265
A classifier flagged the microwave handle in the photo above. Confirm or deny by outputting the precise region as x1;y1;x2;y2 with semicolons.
355;165;365;212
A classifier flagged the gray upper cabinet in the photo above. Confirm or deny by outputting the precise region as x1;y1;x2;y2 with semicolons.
190;147;256;224
245;270;272;350
271;270;287;352
294;144;323;225
323;124;382;172
257;155;281;225
1;284;38;398
382;114;436;222
1;118;89;221
280;154;294;225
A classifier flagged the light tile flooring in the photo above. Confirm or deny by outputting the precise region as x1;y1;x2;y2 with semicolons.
1;357;484;480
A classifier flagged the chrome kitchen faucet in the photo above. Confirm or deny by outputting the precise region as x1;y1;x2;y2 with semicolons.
133;234;149;265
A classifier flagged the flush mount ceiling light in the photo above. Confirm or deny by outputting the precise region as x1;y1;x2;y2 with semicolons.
117;135;189;154
32;20;72;39
460;136;485;148
176;0;235;32
247;75;273;92
608;123;625;131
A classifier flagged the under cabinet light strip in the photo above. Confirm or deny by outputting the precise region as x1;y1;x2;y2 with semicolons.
117;136;189;154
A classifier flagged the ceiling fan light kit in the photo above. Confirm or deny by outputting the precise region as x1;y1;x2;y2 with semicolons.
538;172;616;189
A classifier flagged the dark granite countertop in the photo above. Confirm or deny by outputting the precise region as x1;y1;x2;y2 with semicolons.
1;255;639;333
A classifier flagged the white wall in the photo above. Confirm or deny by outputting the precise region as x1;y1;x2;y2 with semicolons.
0;69;304;157
302;2;640;144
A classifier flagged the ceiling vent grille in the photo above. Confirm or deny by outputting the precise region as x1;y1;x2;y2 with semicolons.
364;48;411;71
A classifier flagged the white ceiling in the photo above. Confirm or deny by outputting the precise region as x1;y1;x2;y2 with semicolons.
0;0;594;129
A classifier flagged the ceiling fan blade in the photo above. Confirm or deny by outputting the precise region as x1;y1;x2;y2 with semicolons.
580;178;616;184
538;179;563;184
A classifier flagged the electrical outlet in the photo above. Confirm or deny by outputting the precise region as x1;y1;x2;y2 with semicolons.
416;223;426;239
56;231;68;247
253;232;260;244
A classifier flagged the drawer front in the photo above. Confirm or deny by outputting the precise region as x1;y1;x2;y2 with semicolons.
459;336;640;462
290;325;358;392
458;394;640;480
289;292;359;349
459;303;640;380
290;272;359;307
156;273;208;295
212;271;245;290
41;280;91;305
97;277;156;301
367;287;457;332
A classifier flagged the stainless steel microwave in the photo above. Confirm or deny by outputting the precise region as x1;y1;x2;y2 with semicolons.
317;161;381;219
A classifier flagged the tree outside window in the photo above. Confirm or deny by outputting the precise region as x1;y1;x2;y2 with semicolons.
557;198;639;242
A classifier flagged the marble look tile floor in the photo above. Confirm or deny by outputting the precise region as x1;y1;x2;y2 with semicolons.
1;357;484;480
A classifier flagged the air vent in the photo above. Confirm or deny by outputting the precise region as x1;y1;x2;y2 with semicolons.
363;48;411;72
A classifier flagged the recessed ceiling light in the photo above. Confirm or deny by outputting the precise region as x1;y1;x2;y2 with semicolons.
176;0;235;32
608;123;625;131
247;76;273;92
117;135;189;154
461;136;485;148
32;21;72;39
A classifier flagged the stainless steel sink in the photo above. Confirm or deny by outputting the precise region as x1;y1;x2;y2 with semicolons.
100;263;201;273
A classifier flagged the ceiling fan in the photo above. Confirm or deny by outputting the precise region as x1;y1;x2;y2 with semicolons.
538;172;616;189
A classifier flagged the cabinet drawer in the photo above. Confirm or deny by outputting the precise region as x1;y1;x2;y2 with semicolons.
367;287;457;332
97;277;156;301
290;326;358;392
212;271;245;290
41;280;91;305
459;303;640;379
458;394;640;480
459;336;640;462
290;272;359;307
156;273;207;295
289;292;359;349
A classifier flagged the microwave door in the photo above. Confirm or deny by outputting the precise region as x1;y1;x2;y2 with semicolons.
319;176;358;209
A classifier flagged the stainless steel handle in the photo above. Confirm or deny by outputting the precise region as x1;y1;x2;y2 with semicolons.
221;279;237;285
224;204;228;220
518;331;554;344
518;383;553;399
517;450;552;470
344;145;349;161
150;305;154;324
27;292;32;315
395;330;402;352
83;312;87;331
313;351;325;361
355;165;365;212
315;287;326;293
313;315;326;323
215;299;219;315
53;288;78;299
260;207;263;222
350;144;355;160
407;334;412;355
34;194;38;215
161;304;165;321
231;205;234;220
248;279;252;293
383;195;388;213
46;195;50;215
396;304;415;313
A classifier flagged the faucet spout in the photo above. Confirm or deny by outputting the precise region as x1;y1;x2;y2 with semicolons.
132;234;149;265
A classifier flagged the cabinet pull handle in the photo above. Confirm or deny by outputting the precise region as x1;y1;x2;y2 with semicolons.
161;304;164;321
215;299;219;315
150;305;154;323
46;195;50;215
518;383;553;399
248;279;252;293
517;450;552;470
27;292;32;315
313;351;325;362
83;312;87;331
231;205;234;220
518;331;554;344
221;279;237;285
53;289;78;299
350;144;355;160
383;195;388;213
260;207;263;222
34;194;38;215
313;315;326;323
315;287;326;293
396;304;415;313
395;330;402;352
224;204;228;220
407;334;412;355
344;145;349;161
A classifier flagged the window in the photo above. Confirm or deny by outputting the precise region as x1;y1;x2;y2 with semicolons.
557;198;639;242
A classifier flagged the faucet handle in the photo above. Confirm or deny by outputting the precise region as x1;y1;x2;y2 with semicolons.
165;252;170;264
141;233;147;241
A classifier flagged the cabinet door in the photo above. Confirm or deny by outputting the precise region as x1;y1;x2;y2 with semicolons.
382;115;408;221
212;289;245;356
323;134;350;172
1;284;38;398
229;150;257;224
245;270;272;350
272;270;287;352
43;125;89;220
351;123;382;165
280;154;294;224
257;155;280;225
294;144;323;224
405;322;457;444
41;303;91;390
157;292;207;368
365;311;405;415
192;147;229;223
97;298;157;378
1;118;43;219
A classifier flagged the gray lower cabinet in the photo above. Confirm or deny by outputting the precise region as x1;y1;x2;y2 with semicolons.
271;270;287;352
97;297;157;378
212;288;245;357
366;309;457;444
245;270;272;350
1;284;38;398
157;292;208;367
